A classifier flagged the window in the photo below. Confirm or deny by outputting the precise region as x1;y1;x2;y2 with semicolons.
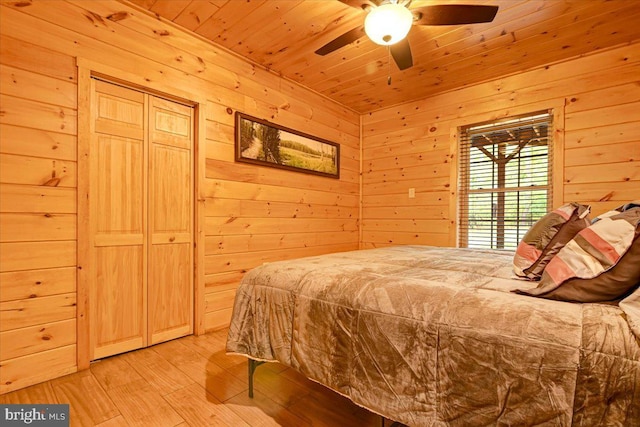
458;111;553;250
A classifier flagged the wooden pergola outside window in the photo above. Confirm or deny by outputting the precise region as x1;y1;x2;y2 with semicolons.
458;111;553;250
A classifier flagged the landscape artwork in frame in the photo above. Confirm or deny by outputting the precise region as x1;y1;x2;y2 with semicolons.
235;112;340;178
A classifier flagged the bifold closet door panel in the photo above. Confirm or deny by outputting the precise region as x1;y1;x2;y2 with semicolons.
90;80;148;360
93;80;145;141
147;95;194;345
148;243;192;344
93;245;146;359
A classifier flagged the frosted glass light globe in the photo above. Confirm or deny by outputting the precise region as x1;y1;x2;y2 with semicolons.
364;3;413;46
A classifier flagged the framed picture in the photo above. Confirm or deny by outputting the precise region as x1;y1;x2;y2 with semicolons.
235;112;340;178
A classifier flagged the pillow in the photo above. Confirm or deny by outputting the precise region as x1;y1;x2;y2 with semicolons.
592;200;640;222
513;202;591;280
516;207;640;302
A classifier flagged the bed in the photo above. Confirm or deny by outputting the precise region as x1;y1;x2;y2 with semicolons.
226;245;640;426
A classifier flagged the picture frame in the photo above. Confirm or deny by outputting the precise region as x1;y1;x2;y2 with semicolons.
234;112;340;179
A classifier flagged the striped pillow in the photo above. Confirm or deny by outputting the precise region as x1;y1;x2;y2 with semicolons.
543;208;640;284
513;202;591;280
528;236;640;302
516;206;640;300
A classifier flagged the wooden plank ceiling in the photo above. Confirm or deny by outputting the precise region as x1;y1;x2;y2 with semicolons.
126;0;640;113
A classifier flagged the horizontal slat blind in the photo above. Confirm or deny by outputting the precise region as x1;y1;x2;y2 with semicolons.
458;111;553;250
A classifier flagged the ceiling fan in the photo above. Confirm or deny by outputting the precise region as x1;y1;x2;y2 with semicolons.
315;0;499;71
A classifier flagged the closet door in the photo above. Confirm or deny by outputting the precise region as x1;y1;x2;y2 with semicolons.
90;80;147;359
147;96;194;345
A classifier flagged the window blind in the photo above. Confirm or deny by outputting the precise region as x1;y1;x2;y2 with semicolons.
458;111;553;250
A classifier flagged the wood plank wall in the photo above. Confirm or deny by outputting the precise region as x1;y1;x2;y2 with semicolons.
361;41;640;248
0;0;359;394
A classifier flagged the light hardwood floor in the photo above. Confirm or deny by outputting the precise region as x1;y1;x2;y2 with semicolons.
0;328;389;426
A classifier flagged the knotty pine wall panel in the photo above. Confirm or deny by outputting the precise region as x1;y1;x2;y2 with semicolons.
361;41;640;248
0;30;79;393
0;0;359;393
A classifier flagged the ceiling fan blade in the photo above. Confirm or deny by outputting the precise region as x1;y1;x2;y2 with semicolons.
390;38;413;70
315;25;365;56
413;4;499;26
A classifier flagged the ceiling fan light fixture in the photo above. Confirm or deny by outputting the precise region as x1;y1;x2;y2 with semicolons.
364;3;413;46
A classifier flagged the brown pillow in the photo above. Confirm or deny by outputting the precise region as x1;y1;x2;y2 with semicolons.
513;202;591;280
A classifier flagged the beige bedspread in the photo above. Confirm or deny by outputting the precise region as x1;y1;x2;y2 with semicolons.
226;246;640;426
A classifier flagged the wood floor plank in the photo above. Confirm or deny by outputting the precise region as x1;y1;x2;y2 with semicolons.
164;382;250;427
151;339;203;366
181;333;225;355
203;358;248;403
94;415;129;427
119;347;194;395
106;379;184;427
252;366;311;409
152;340;212;385
221;357;250;382
0;381;57;404
152;338;248;403
225;389;311;427
262;362;289;375
288;387;381;427
180;333;247;371
90;355;145;392
226;360;324;409
51;371;120;426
